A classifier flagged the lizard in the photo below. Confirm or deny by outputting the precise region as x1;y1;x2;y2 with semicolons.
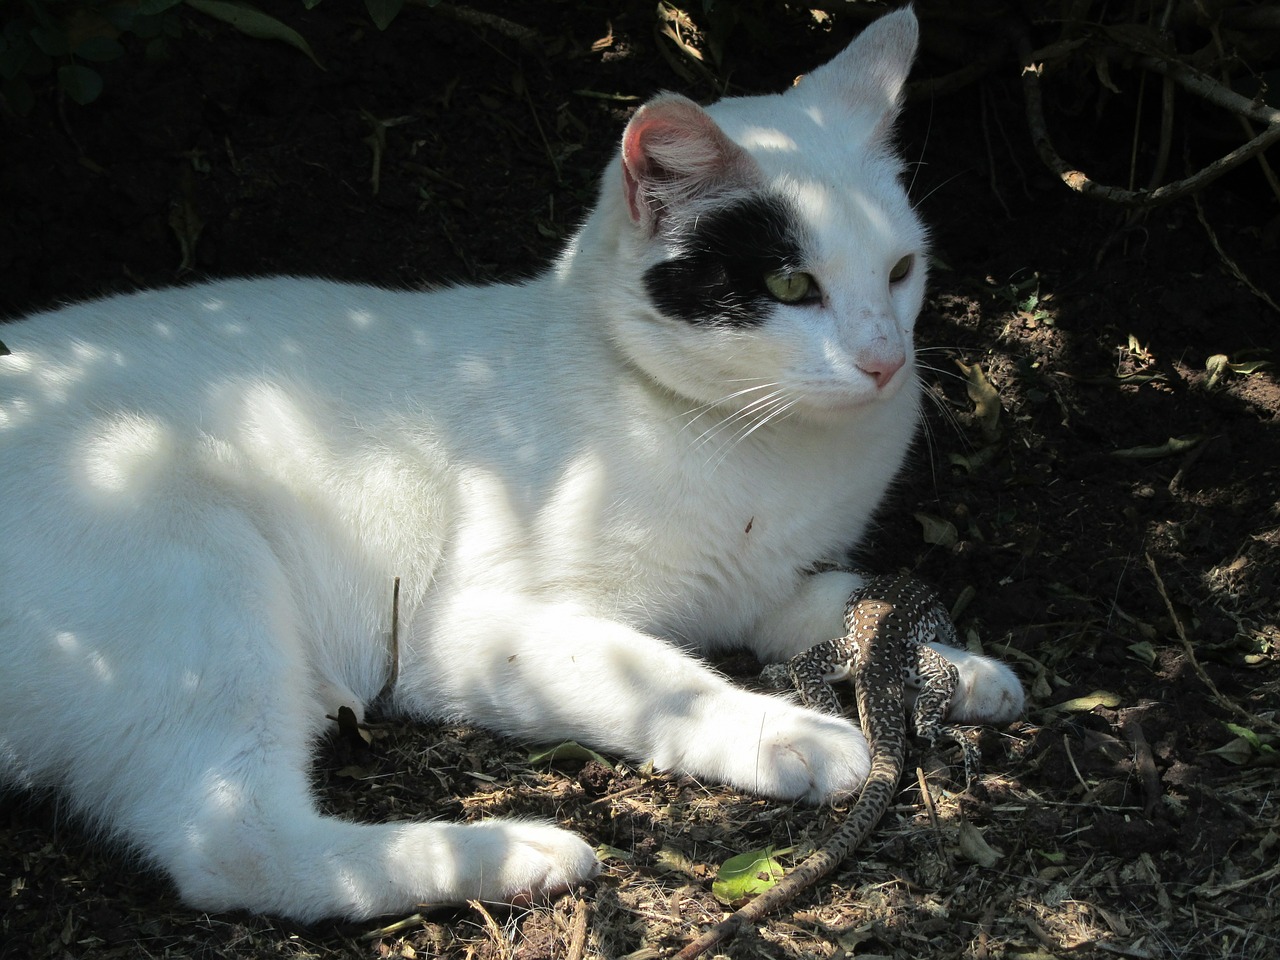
674;574;976;960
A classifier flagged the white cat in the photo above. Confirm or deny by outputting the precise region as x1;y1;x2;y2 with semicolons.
0;9;1022;922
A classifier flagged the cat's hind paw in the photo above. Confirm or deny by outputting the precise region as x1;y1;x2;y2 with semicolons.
932;646;1025;725
467;821;602;905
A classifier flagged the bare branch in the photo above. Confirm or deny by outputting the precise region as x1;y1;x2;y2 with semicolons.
1136;54;1280;127
1015;29;1280;208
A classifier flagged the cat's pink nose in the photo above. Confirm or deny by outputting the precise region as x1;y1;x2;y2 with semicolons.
859;353;906;388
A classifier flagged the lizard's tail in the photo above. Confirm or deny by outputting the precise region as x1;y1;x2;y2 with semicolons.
674;763;901;960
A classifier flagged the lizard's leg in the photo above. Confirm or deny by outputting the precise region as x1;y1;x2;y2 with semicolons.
912;645;980;781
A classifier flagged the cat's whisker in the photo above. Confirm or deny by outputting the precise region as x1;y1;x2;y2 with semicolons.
911;170;966;211
684;389;766;443
706;392;799;471
713;387;789;437
694;398;783;455
685;383;787;450
912;366;977;499
675;381;778;434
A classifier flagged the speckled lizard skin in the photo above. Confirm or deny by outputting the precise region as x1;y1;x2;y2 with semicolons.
676;574;975;960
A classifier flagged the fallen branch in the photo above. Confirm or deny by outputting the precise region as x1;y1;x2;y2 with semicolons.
1135;53;1280;128
1015;29;1280;207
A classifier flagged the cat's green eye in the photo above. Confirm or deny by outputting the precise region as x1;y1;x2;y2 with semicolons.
764;270;817;304
889;255;914;283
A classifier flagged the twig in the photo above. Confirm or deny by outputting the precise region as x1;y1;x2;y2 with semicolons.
468;899;512;955
407;0;541;50
1198;860;1280;897
374;575;402;702
1191;194;1280;315
1118;713;1161;817
907;53;1005;102
360;912;425;940
915;765;948;861
1147;73;1175;192
1015;28;1280;208
915;766;941;833
1062;734;1090;793
565;893;591;960
1145;554;1280;735
1135;54;1280;127
1206;22;1280;207
586;780;652;807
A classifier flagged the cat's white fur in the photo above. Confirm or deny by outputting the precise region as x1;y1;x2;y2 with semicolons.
0;9;1022;922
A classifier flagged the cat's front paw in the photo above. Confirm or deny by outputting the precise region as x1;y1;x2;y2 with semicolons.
686;692;871;802
931;645;1025;724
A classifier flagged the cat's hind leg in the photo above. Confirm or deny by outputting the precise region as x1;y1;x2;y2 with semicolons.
148;741;600;921
100;612;597;920
923;642;1025;724
32;510;597;922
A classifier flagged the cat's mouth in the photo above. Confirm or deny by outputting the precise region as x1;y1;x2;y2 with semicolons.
791;375;914;419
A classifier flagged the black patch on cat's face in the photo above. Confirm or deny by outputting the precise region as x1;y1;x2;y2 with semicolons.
644;195;807;327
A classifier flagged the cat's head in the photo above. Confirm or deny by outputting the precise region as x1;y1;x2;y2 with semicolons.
586;8;926;425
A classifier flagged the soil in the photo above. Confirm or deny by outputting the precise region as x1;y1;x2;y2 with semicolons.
2;3;1278;959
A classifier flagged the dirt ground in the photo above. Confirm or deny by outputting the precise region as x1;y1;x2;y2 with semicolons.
2;2;1278;959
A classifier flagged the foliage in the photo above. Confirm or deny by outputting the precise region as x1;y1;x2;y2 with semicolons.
710;846;787;904
0;0;407;113
0;0;183;111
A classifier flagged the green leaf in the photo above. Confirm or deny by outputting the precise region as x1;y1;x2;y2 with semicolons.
1206;355;1272;390
74;36;126;63
0;36;32;80
30;25;69;57
1127;641;1157;666
1223;723;1275;755
915;512;958;548
1210;736;1255;766
1110;435;1204;459
711;847;785;904
57;64;102;104
1;76;33;115
365;0;405;30
137;0;187;14
948;444;1000;474
1050;690;1122;713
1228;359;1271;375
595;843;632;862
957;819;1002;867
956;359;1002;442
183;0;324;70
1205;354;1230;390
528;740;613;768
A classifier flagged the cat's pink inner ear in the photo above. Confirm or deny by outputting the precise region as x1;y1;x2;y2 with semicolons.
620;95;756;232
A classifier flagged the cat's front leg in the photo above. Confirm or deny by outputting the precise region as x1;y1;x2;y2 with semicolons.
747;568;868;660
747;569;1025;724
403;597;872;802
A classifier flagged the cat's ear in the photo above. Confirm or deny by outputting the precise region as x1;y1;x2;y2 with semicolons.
620;94;758;234
795;7;918;130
